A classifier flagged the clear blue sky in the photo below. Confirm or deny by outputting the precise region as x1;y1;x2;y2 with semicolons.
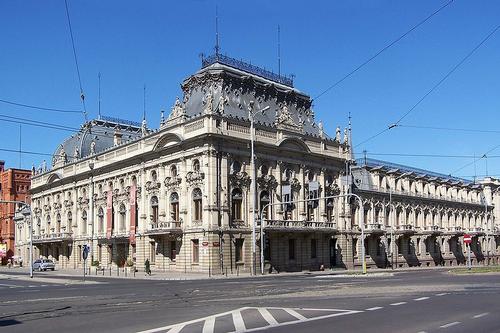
0;1;499;180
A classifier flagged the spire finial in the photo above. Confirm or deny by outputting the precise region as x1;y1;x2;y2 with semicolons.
98;72;102;120
215;5;220;57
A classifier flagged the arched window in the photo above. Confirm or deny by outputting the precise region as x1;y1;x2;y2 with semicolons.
231;161;242;175
98;208;104;233
81;210;87;235
259;191;270;219
67;212;72;231
283;168;293;182
192;188;202;221
326;198;334;222
193;159;200;172
119;203;126;232
56;214;61;233
170;192;180;222
151;196;159;225
170;165;178;177
231;188;243;221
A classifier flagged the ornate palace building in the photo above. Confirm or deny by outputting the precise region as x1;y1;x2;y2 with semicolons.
16;55;500;274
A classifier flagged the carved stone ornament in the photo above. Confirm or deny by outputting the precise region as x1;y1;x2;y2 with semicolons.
186;171;205;186
77;196;89;207
145;181;161;192
33;207;42;217
168;97;186;120
325;183;341;196
290;178;301;192
164;176;182;190
216;94;229;114
203;90;214;114
229;172;251;189
43;204;51;212
257;175;278;191
275;105;303;132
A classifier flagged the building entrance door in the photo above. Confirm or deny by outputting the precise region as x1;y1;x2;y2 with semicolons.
329;238;336;267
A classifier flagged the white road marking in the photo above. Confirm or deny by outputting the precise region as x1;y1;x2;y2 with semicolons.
0;283;23;288
390;302;407;306
202;315;215;333
283;308;307;321
417;331;428;333
473;312;489;319
435;293;448;296
366;307;383;311
232;309;246;332
136;307;362;333
258;308;279;325
414;297;429;301
440;321;461;328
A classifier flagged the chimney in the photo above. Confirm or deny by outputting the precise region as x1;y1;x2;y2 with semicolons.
113;127;122;146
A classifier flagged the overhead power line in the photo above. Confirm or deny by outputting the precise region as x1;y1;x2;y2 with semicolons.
0;98;83;113
313;0;454;101
366;152;500;159
398;124;500;134
451;142;500;176
0;147;53;157
355;23;500;148
64;0;88;121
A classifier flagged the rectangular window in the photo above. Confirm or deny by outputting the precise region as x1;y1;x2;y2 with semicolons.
150;241;156;264
170;241;177;261
311;239;317;259
235;238;244;262
288;239;296;260
192;239;199;264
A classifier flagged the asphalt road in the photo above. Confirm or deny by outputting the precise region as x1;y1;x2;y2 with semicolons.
0;269;499;333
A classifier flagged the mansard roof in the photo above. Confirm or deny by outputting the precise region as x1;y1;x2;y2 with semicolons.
179;55;325;138
357;158;475;186
52;116;144;166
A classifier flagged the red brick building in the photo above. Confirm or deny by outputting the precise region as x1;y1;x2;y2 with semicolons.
0;161;31;264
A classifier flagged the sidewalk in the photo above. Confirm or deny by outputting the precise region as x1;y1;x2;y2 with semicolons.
0;264;476;282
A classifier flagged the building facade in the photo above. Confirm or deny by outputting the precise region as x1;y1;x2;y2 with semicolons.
0;161;31;264
17;55;500;274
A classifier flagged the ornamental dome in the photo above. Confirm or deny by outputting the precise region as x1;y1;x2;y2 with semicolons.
52;116;144;167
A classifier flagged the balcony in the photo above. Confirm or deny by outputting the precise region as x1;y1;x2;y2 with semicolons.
423;225;442;234
395;224;415;234
32;232;73;244
362;223;385;234
447;226;463;235
145;221;182;235
263;219;337;232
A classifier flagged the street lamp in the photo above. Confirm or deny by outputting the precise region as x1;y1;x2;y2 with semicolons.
88;160;95;264
248;101;270;276
1;200;33;278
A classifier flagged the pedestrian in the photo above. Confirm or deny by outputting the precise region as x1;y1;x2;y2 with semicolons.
145;258;151;276
19;257;23;267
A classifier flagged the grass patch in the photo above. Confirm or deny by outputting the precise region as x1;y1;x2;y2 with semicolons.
449;266;500;274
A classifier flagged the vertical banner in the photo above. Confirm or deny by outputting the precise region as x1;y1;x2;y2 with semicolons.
129;183;136;244
106;186;113;239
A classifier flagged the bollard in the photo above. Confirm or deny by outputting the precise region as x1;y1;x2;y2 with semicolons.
117;267;119;277
109;267;111;276
125;267;127;277
237;265;239;276
225;267;228;277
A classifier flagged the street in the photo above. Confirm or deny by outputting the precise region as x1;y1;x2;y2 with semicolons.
0;269;499;333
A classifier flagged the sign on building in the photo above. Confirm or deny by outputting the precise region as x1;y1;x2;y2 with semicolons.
0;244;7;258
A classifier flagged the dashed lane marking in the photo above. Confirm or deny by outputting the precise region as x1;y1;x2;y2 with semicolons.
414;297;429;301
390;302;407;306
366;307;383;311
440;321;461;329
435;293;448;296
472;312;489;319
136;307;362;333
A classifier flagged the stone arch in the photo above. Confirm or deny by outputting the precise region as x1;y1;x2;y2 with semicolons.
277;137;311;153
152;133;183;151
46;173;62;184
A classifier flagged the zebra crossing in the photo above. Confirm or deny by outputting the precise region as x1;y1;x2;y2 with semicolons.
138;306;362;333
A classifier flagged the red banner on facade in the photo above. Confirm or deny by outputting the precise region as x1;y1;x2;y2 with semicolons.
106;186;113;239
129;183;136;244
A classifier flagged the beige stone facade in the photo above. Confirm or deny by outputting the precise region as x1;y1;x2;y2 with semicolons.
16;56;500;275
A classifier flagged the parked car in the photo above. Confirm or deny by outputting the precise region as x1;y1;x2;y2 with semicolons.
33;259;55;271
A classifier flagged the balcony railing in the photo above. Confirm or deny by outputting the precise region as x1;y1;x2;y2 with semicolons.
145;221;182;235
364;223;384;232
424;225;441;232
263;219;336;231
33;232;73;243
396;224;414;231
448;226;463;232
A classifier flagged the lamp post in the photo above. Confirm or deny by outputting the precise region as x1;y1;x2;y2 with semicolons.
88;160;95;265
259;193;365;275
1;200;33;278
248;101;270;276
